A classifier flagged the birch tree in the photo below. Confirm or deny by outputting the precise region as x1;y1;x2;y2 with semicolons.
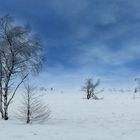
0;15;43;120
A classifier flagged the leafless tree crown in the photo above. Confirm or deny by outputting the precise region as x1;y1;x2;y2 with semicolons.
0;15;43;120
82;78;102;100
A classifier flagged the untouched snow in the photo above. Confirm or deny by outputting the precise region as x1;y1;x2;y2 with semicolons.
1;93;140;140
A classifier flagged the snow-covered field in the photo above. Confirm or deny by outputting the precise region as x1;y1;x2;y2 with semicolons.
1;92;140;140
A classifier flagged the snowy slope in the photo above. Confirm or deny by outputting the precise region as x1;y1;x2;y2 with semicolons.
1;93;140;140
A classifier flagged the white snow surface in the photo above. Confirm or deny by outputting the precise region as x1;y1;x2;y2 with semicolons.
1;92;140;140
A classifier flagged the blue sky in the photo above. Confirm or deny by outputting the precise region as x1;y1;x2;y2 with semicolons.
0;0;140;91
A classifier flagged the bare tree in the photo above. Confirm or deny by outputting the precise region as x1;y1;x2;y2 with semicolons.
16;84;50;124
82;78;103;100
0;15;43;120
134;78;140;99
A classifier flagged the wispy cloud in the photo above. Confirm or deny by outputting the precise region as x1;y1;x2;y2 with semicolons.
77;44;140;66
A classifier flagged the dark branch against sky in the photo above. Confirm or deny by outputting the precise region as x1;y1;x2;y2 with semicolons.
0;0;140;90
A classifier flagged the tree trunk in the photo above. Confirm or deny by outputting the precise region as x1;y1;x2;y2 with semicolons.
87;93;90;99
3;95;8;120
3;107;8;120
26;109;30;123
87;89;90;99
27;91;30;124
0;92;4;119
0;56;3;119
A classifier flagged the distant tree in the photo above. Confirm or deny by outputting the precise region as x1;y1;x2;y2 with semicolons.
16;84;50;124
134;78;140;99
0;15;43;120
82;78;102;100
40;87;47;92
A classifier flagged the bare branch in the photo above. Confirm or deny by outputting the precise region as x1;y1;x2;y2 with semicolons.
7;73;29;106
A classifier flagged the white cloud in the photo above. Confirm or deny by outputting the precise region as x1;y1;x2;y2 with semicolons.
76;43;140;66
